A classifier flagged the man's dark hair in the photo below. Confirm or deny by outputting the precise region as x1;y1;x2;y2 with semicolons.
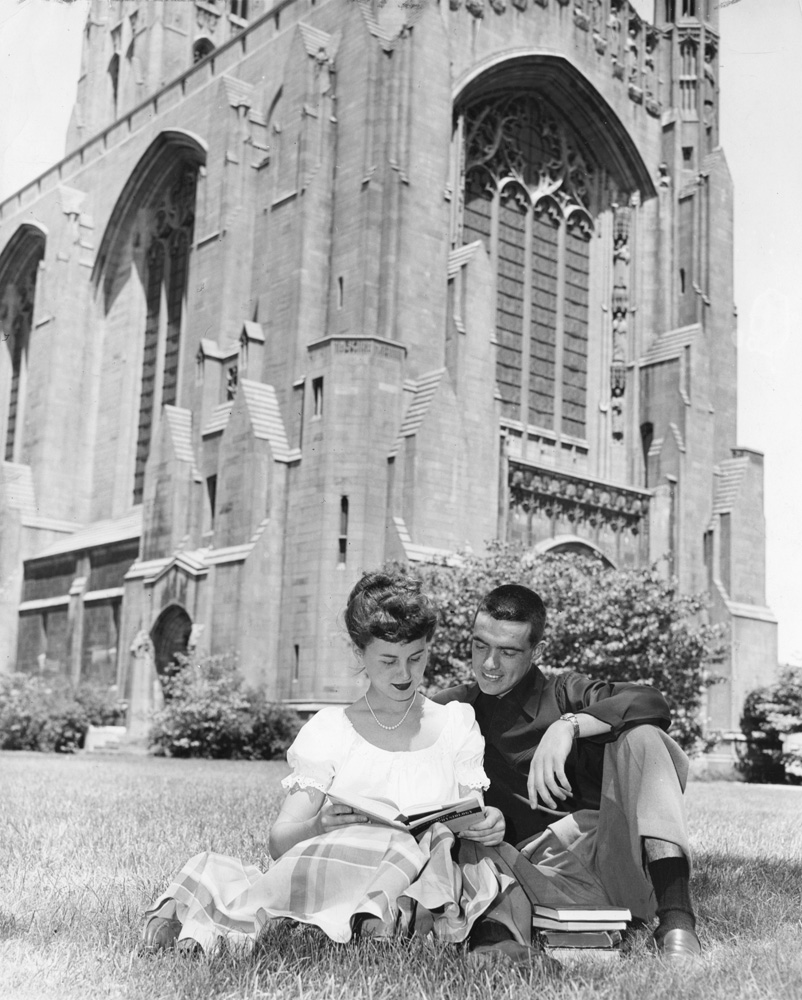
476;584;547;645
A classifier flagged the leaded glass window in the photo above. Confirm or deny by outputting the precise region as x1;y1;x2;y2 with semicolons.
458;93;595;441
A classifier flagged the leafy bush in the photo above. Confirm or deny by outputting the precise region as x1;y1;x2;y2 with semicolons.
403;543;726;753
736;666;802;784
245;691;306;760
0;674;126;753
149;654;302;760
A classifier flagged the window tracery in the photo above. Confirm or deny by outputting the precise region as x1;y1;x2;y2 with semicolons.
459;93;594;441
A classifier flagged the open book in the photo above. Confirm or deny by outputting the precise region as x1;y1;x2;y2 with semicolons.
327;791;483;837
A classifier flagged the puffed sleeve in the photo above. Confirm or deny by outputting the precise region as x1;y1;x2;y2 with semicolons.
280;708;343;794
448;701;490;791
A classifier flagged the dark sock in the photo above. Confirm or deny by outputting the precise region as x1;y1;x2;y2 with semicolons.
648;856;696;939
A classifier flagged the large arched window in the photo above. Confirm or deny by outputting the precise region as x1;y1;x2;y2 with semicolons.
94;132;204;515
0;228;45;462
133;165;197;503
457;93;595;442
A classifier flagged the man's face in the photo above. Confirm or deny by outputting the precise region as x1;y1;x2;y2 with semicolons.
471;611;544;698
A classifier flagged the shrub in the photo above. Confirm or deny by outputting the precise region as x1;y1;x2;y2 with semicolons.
149;655;302;760
404;543;726;753
245;691;305;760
736;666;802;784
0;674;126;753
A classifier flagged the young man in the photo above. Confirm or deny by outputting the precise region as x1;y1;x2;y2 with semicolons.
435;583;701;961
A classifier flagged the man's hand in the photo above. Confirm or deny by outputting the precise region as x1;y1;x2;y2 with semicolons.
459;806;506;846
527;720;574;811
318;799;369;833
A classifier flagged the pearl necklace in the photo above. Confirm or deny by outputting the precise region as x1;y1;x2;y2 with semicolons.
364;691;418;731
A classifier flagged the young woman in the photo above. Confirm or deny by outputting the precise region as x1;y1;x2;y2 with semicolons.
143;571;508;952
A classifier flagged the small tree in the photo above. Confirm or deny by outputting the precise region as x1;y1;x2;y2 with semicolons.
405;544;725;753
736;666;802;784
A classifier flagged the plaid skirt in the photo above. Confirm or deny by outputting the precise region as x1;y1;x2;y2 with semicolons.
144;823;510;950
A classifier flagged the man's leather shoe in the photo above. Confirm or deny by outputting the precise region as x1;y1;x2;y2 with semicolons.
655;928;702;959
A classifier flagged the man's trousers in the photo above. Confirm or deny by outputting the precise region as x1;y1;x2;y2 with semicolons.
463;725;691;943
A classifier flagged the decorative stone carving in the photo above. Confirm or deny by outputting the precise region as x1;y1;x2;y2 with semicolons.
196;0;222;35
226;364;239;400
608;6;624;79
126;630;158;740
610;204;631;439
644;26;661;116
508;461;649;534
626;17;642;103
489;0;507;12
463;92;595;220
703;38;717;129
574;5;590;31
465;0;484;16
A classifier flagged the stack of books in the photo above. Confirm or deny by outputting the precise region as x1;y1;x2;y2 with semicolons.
533;904;631;960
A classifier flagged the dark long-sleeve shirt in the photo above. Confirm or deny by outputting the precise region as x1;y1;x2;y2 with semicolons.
433;669;671;845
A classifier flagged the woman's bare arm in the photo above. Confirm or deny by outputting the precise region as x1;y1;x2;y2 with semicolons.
269;787;370;858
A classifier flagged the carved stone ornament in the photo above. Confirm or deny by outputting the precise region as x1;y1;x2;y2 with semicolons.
463;93;596;222
465;0;484;16
226;364;239;400
508;461;648;534
130;629;155;660
196;3;221;35
574;8;590;31
489;0;507;12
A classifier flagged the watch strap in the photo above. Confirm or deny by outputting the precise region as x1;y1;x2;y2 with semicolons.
559;712;580;740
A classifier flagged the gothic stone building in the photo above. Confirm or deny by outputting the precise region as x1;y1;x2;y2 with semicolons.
0;0;777;730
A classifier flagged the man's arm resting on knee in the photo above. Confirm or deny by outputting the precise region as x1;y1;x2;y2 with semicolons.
527;712;612;811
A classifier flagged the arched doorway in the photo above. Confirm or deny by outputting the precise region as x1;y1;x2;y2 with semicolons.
151;605;192;680
534;535;615;569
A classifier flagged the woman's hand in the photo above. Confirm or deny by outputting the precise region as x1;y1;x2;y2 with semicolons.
270;787;368;858
458;805;505;846
318;799;370;832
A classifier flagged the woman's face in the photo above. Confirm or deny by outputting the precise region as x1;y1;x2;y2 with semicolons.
357;636;429;705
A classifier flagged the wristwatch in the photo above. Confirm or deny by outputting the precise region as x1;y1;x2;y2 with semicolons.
559;712;581;740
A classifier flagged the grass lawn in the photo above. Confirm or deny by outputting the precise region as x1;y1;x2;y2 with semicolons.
1;752;800;1000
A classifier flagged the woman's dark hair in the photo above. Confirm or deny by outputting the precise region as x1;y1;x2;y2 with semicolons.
476;584;547;645
345;571;438;650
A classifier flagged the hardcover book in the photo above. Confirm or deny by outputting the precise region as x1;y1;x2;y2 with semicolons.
532;915;628;932
532;904;632;923
539;930;623;949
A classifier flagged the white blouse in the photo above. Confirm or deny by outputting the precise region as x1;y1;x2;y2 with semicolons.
281;700;489;813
